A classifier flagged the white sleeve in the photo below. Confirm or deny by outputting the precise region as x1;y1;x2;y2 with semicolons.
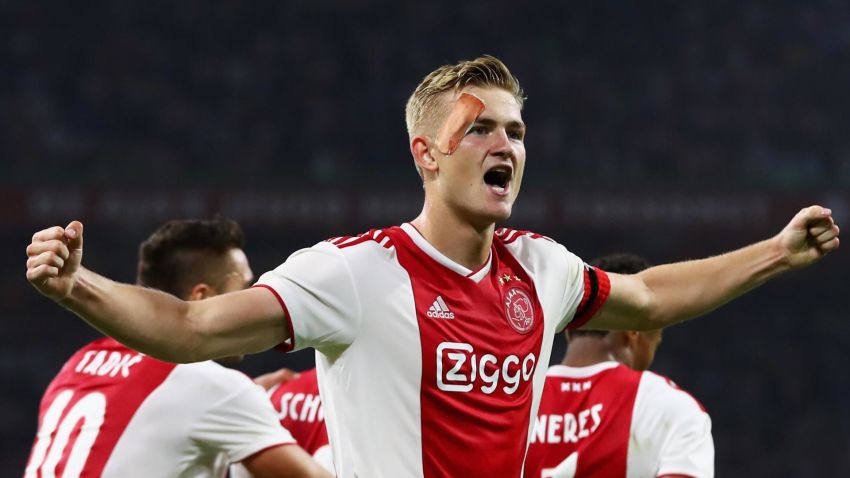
313;444;335;473
657;406;714;478
190;380;296;463
509;234;610;332
634;373;714;478
552;245;590;331
256;241;362;353
500;233;591;332
229;463;252;478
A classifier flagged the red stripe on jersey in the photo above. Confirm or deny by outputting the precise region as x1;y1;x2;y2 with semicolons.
339;235;373;249
268;368;329;457
327;229;394;250
388;227;544;478
568;267;611;330
372;230;394;249
26;338;176;477
524;365;642;478
253;284;296;352
495;228;554;245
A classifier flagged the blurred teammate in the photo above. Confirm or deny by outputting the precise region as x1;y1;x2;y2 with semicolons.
24;218;331;478
524;254;713;478
267;369;332;471
25;56;839;477
233;368;333;477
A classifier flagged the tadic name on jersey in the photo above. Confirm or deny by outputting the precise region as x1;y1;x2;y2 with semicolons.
75;350;143;378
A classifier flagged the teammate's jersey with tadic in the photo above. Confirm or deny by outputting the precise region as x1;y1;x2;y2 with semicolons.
523;362;714;478
255;223;610;478
268;368;333;472
25;338;294;478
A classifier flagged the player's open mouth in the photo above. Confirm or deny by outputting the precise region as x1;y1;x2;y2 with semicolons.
483;165;512;196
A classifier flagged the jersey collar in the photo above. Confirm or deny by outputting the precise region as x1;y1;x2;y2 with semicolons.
400;223;492;283
547;362;621;378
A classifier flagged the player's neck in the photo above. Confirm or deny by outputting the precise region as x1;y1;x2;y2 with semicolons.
561;340;618;368
411;203;494;271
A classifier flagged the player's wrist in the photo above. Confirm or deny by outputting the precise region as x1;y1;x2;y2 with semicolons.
58;267;96;309
765;234;794;273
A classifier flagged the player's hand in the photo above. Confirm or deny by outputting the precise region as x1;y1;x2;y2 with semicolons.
776;206;839;269
254;367;300;390
26;221;84;302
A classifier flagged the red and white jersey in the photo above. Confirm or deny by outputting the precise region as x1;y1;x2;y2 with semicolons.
24;338;294;478
255;223;610;478
267;368;333;472
524;362;714;478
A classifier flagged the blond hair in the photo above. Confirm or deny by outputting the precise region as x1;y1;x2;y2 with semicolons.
405;55;525;139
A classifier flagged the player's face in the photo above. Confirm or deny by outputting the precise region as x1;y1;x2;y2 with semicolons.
216;248;254;294
211;248;254;363
433;86;526;227
631;329;663;371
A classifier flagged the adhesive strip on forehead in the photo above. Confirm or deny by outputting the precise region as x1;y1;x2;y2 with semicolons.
435;92;486;155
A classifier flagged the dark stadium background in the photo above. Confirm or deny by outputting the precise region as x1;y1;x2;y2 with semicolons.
2;1;848;475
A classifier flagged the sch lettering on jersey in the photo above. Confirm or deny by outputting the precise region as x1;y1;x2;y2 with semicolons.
75;350;143;378
276;392;324;423
530;404;604;444
436;342;536;395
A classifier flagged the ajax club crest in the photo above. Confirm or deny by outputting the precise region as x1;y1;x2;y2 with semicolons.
503;287;535;334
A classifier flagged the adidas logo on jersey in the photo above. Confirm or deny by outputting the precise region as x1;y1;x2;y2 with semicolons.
427;296;455;319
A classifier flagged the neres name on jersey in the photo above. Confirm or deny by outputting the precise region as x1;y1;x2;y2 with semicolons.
531;403;604;444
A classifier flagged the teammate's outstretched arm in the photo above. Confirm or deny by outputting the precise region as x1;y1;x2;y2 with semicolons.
240;444;334;478
25;221;289;362
586;205;840;330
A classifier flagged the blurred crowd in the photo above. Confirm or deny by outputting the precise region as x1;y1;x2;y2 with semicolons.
3;1;850;189
2;1;849;476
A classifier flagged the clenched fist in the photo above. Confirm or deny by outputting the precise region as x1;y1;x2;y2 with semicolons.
26;221;84;302
777;206;840;269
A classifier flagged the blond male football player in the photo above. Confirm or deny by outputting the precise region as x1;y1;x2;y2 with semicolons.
25;56;839;477
24;218;331;478
525;254;713;478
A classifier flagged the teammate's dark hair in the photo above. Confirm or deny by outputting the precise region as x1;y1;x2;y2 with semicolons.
589;253;651;276
570;253;652;338
137;217;245;298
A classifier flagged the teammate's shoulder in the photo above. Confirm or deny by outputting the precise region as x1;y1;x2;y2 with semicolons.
171;361;257;394
494;227;556;246
323;227;398;253
546;362;639;382
75;336;128;354
271;367;320;396
293;367;319;383
639;371;708;414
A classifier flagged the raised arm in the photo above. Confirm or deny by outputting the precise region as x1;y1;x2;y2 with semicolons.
240;445;335;478
586;206;840;331
25;221;289;362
